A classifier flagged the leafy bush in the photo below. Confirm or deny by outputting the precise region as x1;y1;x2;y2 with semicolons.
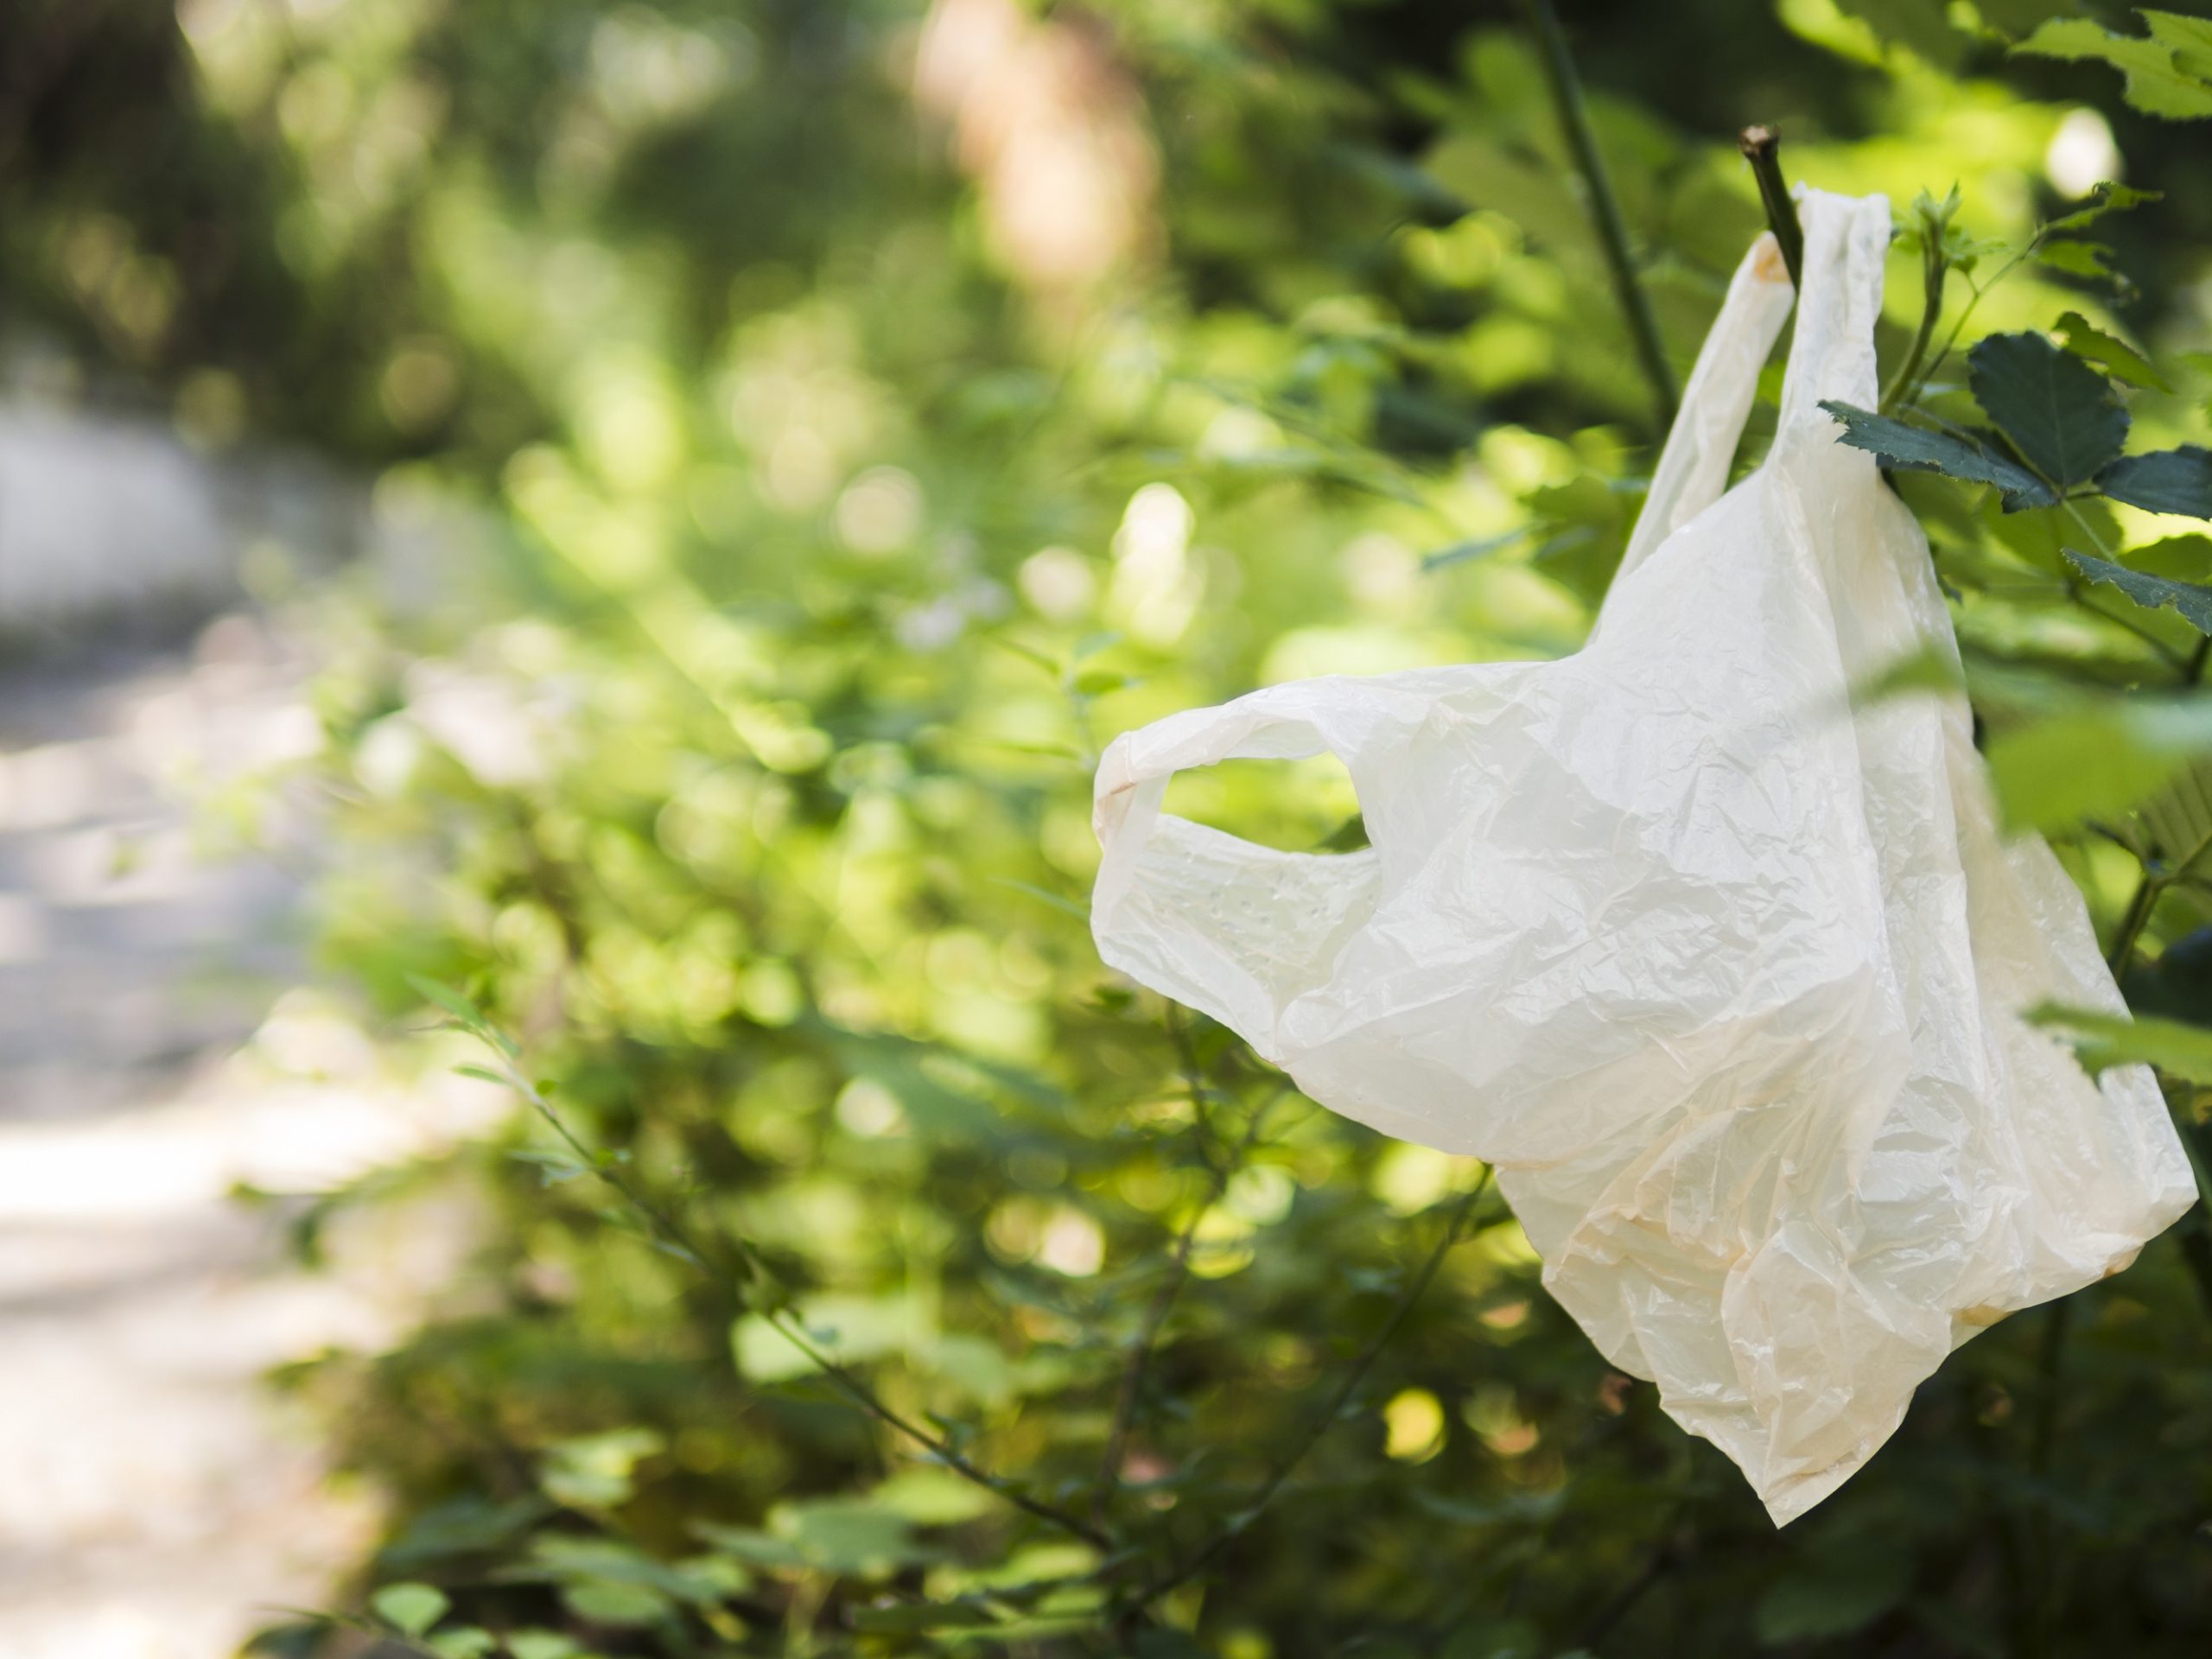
16;0;2212;1654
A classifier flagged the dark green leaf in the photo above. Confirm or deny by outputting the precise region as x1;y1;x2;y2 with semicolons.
1968;332;2129;486
850;1600;1000;1634
2054;311;2165;390
1818;403;2056;509
2063;548;2212;634
2098;446;2212;517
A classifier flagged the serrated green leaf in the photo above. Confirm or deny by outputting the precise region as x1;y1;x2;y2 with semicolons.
371;1582;450;1638
2063;548;2212;633
1969;332;2129;487
2139;757;2212;878
2015;15;2212;119
2037;239;2119;281
2043;183;2162;234
2055;311;2166;391
2099;447;2212;517
2025;1003;2212;1083
1819;403;2056;509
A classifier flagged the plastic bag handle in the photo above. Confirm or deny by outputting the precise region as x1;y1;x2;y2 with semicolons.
1607;232;1796;596
1091;678;1417;1056
1777;188;1891;435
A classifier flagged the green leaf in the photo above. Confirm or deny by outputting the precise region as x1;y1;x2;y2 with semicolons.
850;1600;1001;1634
1968;332;2129;487
560;1580;671;1626
406;975;487;1031
1818;403;2056;509
1987;700;2212;830
2139;757;2212;877
2054;311;2166;391
505;1636;581;1659
2015;14;2212;119
2098;447;2212;517
371;1583;450;1638
2063;548;2212;634
538;1428;665;1509
2036;240;2120;282
2126;534;2212;581
429;1630;497;1659
2043;183;2162;235
2024;1003;2212;1084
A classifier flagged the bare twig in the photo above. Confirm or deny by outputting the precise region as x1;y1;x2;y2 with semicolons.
1737;126;1804;293
1520;0;1678;429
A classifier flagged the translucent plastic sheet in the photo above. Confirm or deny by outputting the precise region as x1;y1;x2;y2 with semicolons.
1090;189;2196;1523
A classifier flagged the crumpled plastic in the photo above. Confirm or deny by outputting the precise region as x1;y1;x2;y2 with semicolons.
1089;188;2196;1524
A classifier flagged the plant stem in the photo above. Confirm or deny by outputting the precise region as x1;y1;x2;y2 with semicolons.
1519;0;1677;429
2107;869;2161;976
1737;125;1803;293
1881;213;1946;413
499;1058;1116;1552
1130;1166;1496;1607
1094;1082;1287;1517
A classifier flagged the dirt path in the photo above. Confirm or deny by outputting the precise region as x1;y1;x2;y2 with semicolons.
0;617;483;1658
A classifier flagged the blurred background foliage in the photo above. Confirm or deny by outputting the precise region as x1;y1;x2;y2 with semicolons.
12;0;2212;1654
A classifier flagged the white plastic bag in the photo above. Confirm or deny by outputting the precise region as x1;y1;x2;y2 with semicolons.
1090;188;2196;1524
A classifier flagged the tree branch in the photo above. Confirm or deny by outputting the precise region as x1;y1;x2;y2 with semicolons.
1521;0;1678;429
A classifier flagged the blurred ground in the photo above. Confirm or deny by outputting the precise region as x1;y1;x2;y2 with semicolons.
0;439;492;1658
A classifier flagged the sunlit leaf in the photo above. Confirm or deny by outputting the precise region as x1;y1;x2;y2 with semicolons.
371;1583;449;1638
2025;1003;2212;1083
2054;311;2165;391
1986;699;2212;830
2015;14;2212;119
1968;332;2129;487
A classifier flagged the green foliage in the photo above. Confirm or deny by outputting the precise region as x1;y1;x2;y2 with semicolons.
2017;10;2212;120
1821;401;2056;508
23;0;2212;1654
1968;330;2132;486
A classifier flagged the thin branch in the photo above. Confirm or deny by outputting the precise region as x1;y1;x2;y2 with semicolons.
1519;0;1677;429
1737;126;1804;293
1094;1084;1288;1516
1881;198;1948;413
1130;1166;1497;1606
485;1052;1116;1552
2107;870;2162;976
